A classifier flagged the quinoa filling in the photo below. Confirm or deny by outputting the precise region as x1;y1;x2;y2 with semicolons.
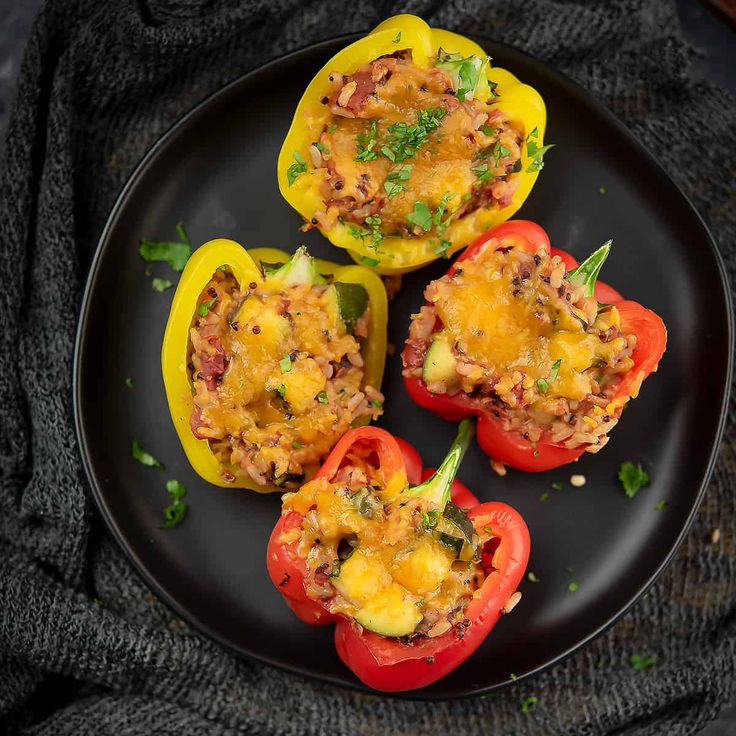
281;445;486;640
402;244;637;453
306;49;522;255
189;268;383;487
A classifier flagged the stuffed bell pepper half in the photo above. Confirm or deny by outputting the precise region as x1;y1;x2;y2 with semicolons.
162;241;387;492
401;221;667;472
267;419;530;691
278;14;548;274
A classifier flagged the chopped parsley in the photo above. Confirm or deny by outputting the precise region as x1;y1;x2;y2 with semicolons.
327;123;337;133
292;441;304;449
406;201;433;231
384;181;403;199
279;354;292;373
382;107;446;163
152;277;173;292
527;572;540;583
132;440;164;469
568;581;579;593
539;492;550;502
355;120;379;162
198;296;217;317
435;50;488;102
314;141;330;155
360;256;380;267
655;500;667;510
161;479;188;529
479;124;496;136
536;378;549;394
525;127;554;173
124;377;134;389
471;161;495;184
551;481;563;492
363;214;383;251
286;151;308;186
549;358;562;382
520;696;538;714
618;461;649;498
387;163;413;182
629;653;656;671
316;391;329;404
277;384;287;399
433;192;454;233
370;399;383;409
138;221;192;272
599;186;607;195
415;598;425;607
393;31;402;43
434;239;453;258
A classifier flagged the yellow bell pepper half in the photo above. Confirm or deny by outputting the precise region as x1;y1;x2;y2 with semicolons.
277;14;547;275
161;239;388;492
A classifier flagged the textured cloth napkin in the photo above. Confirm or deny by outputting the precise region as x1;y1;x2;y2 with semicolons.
1;0;734;733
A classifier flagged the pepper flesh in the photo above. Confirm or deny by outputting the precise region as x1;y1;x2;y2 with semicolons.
277;14;547;275
161;240;388;492
266;423;530;691
402;220;668;471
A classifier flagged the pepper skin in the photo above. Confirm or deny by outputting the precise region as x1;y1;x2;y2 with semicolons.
402;220;668;471
266;423;530;691
161;240;387;491
277;14;547;275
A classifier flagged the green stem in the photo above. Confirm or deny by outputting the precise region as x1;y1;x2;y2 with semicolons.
404;419;475;510
567;240;612;298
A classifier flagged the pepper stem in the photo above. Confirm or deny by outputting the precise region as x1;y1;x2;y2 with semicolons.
568;240;612;298
404;419;475;510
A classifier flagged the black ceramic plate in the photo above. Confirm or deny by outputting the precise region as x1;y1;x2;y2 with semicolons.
74;36;732;699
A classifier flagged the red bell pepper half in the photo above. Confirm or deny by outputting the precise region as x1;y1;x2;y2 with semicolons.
402;220;667;472
266;420;530;692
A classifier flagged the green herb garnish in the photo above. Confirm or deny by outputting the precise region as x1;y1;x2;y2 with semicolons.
361;256;380;267
370;400;383;409
381;107;445;164
568;581;579;593
286;151;308;186
549;358;562;382
152;277;173;292
384;181;403;199
314;141;330;155
393;31;402;43
655;500;666;510
138;221;192;272
520;696;538;714
551;481;563;491
406;201;433;231
525;127;554;173
355;120;379;162
198;297;217;317
279;354;292;373
435;50;488;102
540;492;550;502
292;442;304;449
161;479;188;529
125;377;134;389
434;239;453;258
527;572;540;583
536;378;549;394
629;653;656;671
317;391;329;404
618;461;649;498
132;440;164;469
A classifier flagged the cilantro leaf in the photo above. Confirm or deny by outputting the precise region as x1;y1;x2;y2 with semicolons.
618;461;649;498
198;296;217;317
536;378;549;394
138;234;191;272
286;151;308;186
132;440;164;469
406;201;433;231
355;120;379;162
629;653;656;671
152;277;173;292
161;479;188;529
520;696;538;714
435;50;488;102
549;358;562;382
384;181;403;199
393;31;401;43
526;127;554;172
382;108;445;164
317;391;329;404
434;239;453;258
279;354;292;373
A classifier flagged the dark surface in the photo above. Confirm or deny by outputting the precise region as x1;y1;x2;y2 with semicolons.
75;36;732;698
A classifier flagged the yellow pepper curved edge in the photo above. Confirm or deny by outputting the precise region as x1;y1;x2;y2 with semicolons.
277;14;547;275
161;239;388;493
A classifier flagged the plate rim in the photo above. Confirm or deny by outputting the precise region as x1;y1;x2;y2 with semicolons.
73;32;734;700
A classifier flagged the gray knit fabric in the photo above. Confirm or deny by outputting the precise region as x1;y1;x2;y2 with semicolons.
0;0;734;733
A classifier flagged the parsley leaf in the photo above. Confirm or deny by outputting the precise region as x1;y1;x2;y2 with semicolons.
132;440;164;469
479;124;496;136
286;151;308;186
382;108;445;163
384;181;403;199
161;479;188;529
618;461;649;498
138;221;192;272
536;378;549;394
629;653;656;671
393;31;401;43
422;510;440;529
551;481;563;491
370;399;383;409
539;492;550;502
317;391;329;404
124;377;134;389
520;696;538;714
279;354;292;373
387;163;413;181
526;126;554;173
198;296;217;317
355;120;379;162
152;277;173;292
406;201;433;231
433;192;454;233
434;239;453;258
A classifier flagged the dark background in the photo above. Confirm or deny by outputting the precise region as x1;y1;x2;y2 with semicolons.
1;0;734;732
